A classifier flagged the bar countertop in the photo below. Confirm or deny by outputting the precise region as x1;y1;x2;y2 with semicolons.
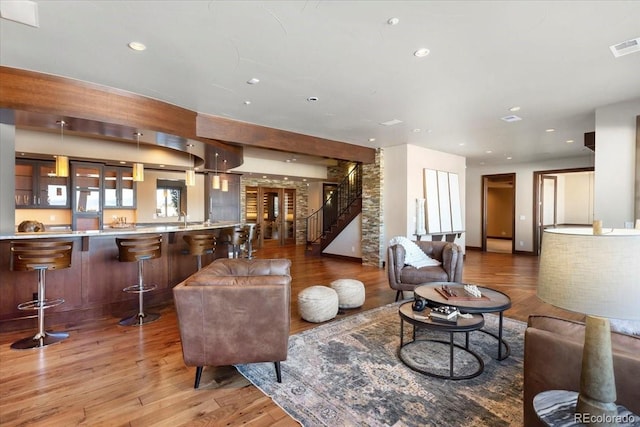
0;221;241;240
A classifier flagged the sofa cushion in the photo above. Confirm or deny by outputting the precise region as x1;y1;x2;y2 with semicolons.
399;266;449;284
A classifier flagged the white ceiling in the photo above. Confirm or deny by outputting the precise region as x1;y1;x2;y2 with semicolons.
2;0;640;167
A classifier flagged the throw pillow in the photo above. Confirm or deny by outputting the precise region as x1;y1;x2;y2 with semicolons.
389;236;441;268
610;318;640;336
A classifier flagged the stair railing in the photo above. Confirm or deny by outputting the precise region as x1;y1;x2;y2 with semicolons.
306;164;362;245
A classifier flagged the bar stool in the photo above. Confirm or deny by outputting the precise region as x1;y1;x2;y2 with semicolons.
116;235;162;326
10;240;73;349
219;227;248;258
183;234;216;271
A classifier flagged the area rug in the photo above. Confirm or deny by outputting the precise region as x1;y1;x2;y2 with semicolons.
236;302;526;427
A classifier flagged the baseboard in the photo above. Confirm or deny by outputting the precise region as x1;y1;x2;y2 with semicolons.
321;253;362;263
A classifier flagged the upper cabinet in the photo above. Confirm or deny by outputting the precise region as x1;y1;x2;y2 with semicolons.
15;159;70;209
104;166;136;209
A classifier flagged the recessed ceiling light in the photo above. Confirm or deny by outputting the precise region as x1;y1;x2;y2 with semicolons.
387;17;399;25
545;128;555;133
262;175;267;179
508;106;521;112
485;150;493;154
128;41;146;51
413;128;421;133
368;138;376;142
283;177;288;180
458;143;465;146
380;119;403;126
244;100;251;105
303;178;307;182
159;165;165;168
307;96;319;102
414;48;430;57
566;139;575;144
186;143;194;147
247;77;260;85
119;161;126;164
506;156;513;160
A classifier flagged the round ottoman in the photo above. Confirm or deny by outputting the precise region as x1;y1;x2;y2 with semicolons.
330;279;365;309
298;286;339;323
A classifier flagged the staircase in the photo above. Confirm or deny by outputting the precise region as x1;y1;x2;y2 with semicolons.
306;164;363;256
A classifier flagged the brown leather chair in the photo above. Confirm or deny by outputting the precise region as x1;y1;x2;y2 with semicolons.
387;240;463;301
173;258;291;388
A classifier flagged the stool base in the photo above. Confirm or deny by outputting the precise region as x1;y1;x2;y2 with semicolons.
119;312;161;327
11;331;69;350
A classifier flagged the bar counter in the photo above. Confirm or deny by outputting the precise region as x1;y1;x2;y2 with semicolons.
0;222;240;332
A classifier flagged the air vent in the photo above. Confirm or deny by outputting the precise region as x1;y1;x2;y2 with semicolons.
609;37;640;58
501;115;522;123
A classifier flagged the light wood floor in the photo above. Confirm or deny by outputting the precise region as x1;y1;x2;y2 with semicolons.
0;246;582;426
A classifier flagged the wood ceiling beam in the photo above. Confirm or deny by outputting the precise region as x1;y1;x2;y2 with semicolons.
197;113;376;164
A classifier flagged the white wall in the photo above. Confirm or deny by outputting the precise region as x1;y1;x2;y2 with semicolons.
323;214;362;257
594;97;640;228
466;156;593;251
383;144;466;249
561;172;594;224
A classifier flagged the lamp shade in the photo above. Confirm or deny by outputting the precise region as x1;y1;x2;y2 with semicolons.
221;178;229;192
55;155;69;178
132;163;144;182
212;174;220;189
185;169;195;187
538;228;640;320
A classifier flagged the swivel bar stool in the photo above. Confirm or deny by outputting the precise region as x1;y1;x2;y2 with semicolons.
183;234;216;271
116;235;162;326
10;240;73;349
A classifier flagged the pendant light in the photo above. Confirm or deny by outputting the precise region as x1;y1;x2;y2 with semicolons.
185;144;195;186
132;132;144;182
55;120;69;177
212;152;220;189
221;158;229;192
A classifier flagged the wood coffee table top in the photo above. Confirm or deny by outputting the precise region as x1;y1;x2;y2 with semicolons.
415;282;512;313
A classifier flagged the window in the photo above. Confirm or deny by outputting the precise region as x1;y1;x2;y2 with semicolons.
156;179;186;218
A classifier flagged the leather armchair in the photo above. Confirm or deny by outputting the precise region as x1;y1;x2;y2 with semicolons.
173;258;291;388
387;240;463;301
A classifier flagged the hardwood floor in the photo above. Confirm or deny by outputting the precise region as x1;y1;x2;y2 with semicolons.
0;246;582;426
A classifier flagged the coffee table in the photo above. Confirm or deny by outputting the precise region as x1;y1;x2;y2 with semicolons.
398;302;485;380
415;282;512;360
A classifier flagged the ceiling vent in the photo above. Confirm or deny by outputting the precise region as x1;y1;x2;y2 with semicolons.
501;115;522;123
609;37;640;58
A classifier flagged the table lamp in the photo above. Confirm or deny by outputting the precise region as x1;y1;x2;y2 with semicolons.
538;226;640;425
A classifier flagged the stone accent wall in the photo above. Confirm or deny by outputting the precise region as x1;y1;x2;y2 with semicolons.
240;176;309;245
327;160;357;183
361;149;384;268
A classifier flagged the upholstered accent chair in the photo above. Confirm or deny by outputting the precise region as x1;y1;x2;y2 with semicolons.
173;258;291;388
387;240;463;301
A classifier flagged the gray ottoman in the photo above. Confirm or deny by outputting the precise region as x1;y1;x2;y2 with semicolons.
298;285;339;323
330;279;365;309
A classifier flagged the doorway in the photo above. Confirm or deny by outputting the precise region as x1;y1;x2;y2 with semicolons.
482;173;516;253
246;186;296;247
533;167;594;255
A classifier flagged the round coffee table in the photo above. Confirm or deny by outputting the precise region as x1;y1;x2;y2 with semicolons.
398;302;485;380
415;282;512;360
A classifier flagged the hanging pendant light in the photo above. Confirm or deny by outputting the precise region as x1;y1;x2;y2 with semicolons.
221;159;229;192
185;144;195;186
55;120;69;177
212;152;221;189
132;132;144;182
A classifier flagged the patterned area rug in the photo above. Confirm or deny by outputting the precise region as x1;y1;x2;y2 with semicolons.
237;302;526;427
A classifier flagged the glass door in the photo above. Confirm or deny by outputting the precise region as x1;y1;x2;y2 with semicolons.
72;162;103;230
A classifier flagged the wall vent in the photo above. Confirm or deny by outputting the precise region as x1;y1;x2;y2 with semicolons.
501;115;522;123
